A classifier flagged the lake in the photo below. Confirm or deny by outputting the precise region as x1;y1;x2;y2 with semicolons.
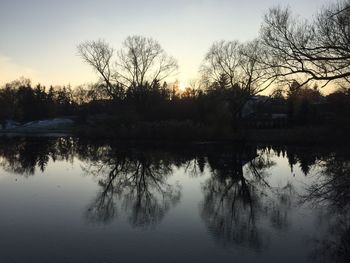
0;136;349;263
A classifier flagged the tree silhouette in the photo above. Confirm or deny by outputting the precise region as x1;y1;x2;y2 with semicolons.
260;1;350;86
200;40;274;124
77;36;178;100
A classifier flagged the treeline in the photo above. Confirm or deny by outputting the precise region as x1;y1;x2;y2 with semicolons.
1;77;349;129
0;79;75;122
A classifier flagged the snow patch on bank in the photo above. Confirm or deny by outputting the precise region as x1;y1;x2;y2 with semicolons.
0;118;75;131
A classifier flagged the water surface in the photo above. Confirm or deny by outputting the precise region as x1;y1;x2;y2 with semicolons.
0;137;348;263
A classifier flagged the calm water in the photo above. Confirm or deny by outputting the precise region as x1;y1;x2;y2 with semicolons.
0;137;349;263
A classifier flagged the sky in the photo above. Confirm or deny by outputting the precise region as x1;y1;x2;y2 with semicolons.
0;0;332;88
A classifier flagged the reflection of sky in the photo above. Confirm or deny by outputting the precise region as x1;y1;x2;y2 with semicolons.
0;150;335;262
245;152;324;262
263;152;316;190
0;0;331;87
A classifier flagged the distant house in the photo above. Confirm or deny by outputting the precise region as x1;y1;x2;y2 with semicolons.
242;96;288;128
241;96;269;118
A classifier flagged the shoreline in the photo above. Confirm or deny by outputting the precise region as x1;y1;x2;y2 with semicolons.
0;126;348;146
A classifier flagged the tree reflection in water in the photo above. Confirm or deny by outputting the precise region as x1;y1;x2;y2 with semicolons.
302;155;350;263
0;136;74;175
84;148;181;228
200;146;300;250
202;147;269;249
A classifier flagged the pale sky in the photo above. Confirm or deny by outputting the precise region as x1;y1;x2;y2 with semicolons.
0;0;332;87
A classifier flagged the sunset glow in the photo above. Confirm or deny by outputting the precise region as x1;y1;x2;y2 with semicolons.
179;81;187;92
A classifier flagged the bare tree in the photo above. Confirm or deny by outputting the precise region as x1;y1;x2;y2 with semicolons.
77;40;118;98
260;0;350;87
77;36;178;99
116;36;178;88
200;39;274;119
200;40;241;88
239;40;276;95
201;40;274;90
